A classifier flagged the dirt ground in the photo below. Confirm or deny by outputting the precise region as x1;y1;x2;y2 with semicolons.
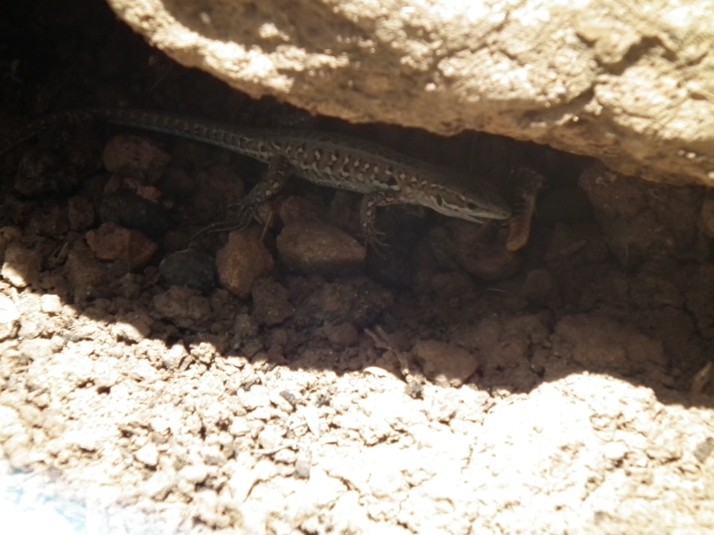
1;1;714;534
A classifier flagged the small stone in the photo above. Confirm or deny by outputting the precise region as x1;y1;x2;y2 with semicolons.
134;442;160;467
18;338;54;361
269;390;294;413
18;312;44;339
520;268;561;308
153;286;212;328
3;431;32;470
162;343;188;370
85;222;158;271
276;221;365;276
427;221;521;281
143;471;176;500
251;278;295;327
693;437;714;463
603;441;628;462
14;148;78;196
93;361;120;389
160;249;216;293
233;313;258;341
229;418;250;437
273;448;296;464
2;242;41;288
278;196;325;224
67;429;100;451
67;196;96;231
0;226;22;259
294;451;311;479
257;424;283;451
323;322;359;348
64;241;108;301
413;339;479;388
149;417;171;434
179;463;209;484
17;404;43;427
0;295;20;341
40;294;63;314
29;202;68;237
216;228;275;298
239;385;271;411
102;135;170;181
111;311;152;343
98;191;171;239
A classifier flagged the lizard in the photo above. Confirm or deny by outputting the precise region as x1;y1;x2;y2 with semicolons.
0;108;535;248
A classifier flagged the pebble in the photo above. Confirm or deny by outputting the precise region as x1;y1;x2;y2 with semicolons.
2;242;41;288
143;471;176;500
85;222;158;271
413;339;479;388
153;286;212;328
102;135;170;179
251;278;295;327
160;249;216;293
98;191;171;239
64;241;108;301
215;229;275;298
276;221;365;276
134;442;160;467
178;463;209;485
0;295;20;341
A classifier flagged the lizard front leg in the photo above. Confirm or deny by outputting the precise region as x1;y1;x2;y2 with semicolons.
192;155;293;243
359;190;405;246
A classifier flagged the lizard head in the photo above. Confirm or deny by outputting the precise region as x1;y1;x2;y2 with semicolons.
423;181;512;223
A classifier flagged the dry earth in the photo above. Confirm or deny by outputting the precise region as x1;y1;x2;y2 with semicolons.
1;1;714;535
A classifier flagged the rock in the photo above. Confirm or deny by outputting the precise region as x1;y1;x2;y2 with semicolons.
85;222;158;270
179;463;209;485
14;148;78;195
413;339;479;388
426;222;520;281
40;294;63;315
2;242;41;288
278;196;325;224
64;240;108;301
216;229;275;298
153;286;212;328
134;442;160;467
552;314;669;375
67;196;96;231
0;295;20;340
106;0;714;186
143;471;176;500
102;135;170;182
579;164;702;265
160;249;217;293
323;322;359;348
98;191;171;239
276;221;365;276
251;278;295;327
28;202;68;237
0;227;22;259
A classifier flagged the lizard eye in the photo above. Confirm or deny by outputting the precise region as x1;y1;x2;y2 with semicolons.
435;195;444;206
467;201;478;210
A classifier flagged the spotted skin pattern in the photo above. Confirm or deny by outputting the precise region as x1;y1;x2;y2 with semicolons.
1;108;519;244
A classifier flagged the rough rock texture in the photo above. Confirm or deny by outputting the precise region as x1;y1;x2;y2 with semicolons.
105;0;714;186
